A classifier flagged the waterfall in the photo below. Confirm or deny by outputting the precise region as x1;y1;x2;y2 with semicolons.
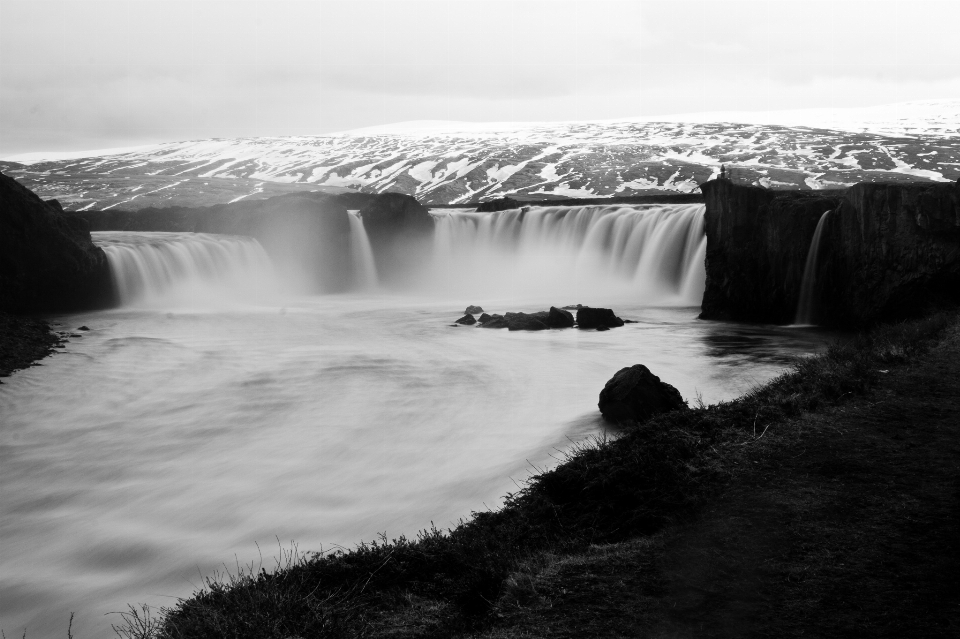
94;232;277;306
93;205;706;305
348;212;379;290
430;203;706;304
794;210;831;325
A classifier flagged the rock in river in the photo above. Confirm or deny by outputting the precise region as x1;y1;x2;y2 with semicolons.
505;312;549;331
576;307;624;329
479;314;508;329
598;364;685;424
455;314;477;325
547;306;575;328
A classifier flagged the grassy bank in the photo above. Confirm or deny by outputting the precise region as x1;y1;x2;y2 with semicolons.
116;310;959;638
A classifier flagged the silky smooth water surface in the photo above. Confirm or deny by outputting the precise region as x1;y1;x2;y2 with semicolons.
0;294;833;637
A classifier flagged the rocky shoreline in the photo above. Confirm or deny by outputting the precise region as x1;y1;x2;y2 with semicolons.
0;312;63;381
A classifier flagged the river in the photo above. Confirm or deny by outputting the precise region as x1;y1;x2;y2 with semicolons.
0;204;834;637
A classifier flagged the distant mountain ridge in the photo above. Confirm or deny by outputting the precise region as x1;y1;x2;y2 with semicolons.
3;100;959;211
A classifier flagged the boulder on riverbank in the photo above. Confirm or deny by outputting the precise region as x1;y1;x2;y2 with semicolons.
598;364;686;424
1;172;115;313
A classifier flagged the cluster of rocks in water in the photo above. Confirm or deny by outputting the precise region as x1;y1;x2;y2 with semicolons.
452;304;635;331
451;304;682;426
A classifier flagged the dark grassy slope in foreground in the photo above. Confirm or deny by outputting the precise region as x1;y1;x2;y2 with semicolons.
116;310;960;638
476;321;960;638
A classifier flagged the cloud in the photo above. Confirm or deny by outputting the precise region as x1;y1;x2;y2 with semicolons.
1;0;958;154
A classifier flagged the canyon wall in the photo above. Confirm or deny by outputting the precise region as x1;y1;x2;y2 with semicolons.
700;179;960;326
1;173;115;313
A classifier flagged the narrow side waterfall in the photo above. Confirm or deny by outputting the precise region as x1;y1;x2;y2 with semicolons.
93;231;278;306
430;203;706;304
348;212;379;290
794;210;832;325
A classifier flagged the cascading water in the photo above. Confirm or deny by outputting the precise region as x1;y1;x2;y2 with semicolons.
94;231;278;306
794;210;832;325
430;203;706;304
348;212;379;290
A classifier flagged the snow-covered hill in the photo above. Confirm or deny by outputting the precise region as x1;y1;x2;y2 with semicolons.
3;100;959;210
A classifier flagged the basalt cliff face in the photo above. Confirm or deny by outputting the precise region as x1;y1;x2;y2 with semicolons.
700;179;960;326
1;172;115;313
357;193;436;285
818;182;960;325
75;192;360;293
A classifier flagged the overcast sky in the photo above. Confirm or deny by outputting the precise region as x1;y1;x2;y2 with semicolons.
1;0;958;155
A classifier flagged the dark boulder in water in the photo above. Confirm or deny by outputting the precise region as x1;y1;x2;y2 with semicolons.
476;196;522;212
505;312;549;331
576;307;624;329
478;312;493;323
455;314;477;325
598;364;685;424
479;314;509;329
546;306;575;328
465;305;484;314
1;173;115;313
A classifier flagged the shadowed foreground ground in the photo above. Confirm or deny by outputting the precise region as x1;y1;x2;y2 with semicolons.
473;325;960;638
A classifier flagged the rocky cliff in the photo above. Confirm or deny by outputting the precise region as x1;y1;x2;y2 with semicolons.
700;179;960;326
357;193;435;286
75;192;357;293
818;182;960;325
1;172;114;313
